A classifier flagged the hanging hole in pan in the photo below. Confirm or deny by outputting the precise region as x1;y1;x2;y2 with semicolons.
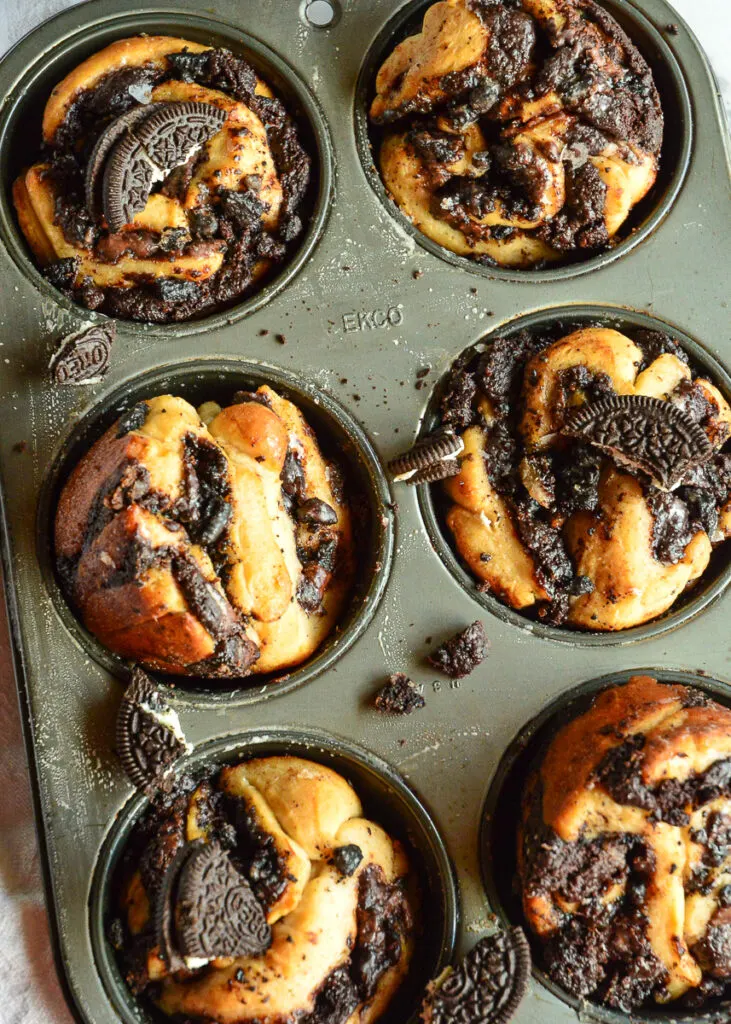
301;0;341;30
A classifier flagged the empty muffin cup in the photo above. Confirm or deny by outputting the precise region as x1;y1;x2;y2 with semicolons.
89;727;459;1024
481;669;731;1023
419;306;731;646
355;0;691;280
37;359;394;705
0;9;332;333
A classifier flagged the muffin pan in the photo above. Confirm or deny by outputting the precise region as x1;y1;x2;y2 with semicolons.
0;1;729;1022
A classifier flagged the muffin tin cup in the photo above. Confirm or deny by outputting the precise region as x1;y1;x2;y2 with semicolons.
354;0;693;283
90;727;459;1024
0;0;729;1022
37;357;395;707
0;7;334;338
480;668;731;1024
418;304;731;647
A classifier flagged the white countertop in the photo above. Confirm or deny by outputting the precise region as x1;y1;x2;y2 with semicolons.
0;2;728;1023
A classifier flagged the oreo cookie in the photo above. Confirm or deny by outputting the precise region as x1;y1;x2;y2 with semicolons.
49;322;116;385
85;105;159;215
421;927;531;1024
115;668;190;796
135;102;227;173
101;101;226;231
563;394;713;491
103;131;159;232
388;429;464;485
175;842;271;961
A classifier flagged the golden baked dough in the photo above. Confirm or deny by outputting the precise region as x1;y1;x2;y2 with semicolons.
117;756;416;1024
13;36;310;322
55;390;355;677
371;0;662;268
519;676;731;1009
441;326;731;630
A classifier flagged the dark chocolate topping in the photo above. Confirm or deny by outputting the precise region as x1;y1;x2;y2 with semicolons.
175;841;271;960
423;927;531;1024
115;668;188;796
50;322;116;385
332;844;364;878
563;394;713;491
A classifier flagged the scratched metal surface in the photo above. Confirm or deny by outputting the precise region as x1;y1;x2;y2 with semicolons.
0;1;729;1023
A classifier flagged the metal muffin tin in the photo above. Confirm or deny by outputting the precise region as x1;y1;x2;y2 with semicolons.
0;1;729;1022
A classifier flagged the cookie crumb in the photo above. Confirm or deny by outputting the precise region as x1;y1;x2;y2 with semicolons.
12;440;27;453
428;621;489;679
665;22;679;34
373;673;425;715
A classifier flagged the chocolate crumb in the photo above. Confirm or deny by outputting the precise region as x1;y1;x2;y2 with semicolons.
428;621;489;679
373;673;425;715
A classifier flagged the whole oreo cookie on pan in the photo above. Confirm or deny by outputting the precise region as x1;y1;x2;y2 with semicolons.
421;927;531;1024
563;394;713;490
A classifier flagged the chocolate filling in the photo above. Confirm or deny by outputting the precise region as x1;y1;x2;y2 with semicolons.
371;0;662;265
39;47;312;322
437;325;731;625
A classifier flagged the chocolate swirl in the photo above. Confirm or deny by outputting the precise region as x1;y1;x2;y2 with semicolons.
519;676;731;1011
370;0;663;268
13;36;311;322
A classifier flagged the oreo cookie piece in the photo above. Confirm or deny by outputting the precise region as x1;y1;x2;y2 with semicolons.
175;842;271;961
374;673;426;715
49;322;116;385
562;394;713;491
115;668;190;796
388;429;464;484
154;842;193;972
103;131;159;232
85;105;159;214
102;101;226;231
428;622;489;679
421;927;531;1024
135;101;226;171
332;844;364;877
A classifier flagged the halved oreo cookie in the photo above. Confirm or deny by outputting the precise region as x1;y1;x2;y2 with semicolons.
421;927;531;1024
49;322;115;385
101;101;226;231
175;842;271;961
388;429;464;485
85;105;159;215
562;394;713;491
135;101;227;173
103;132;160;232
115;668;190;796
